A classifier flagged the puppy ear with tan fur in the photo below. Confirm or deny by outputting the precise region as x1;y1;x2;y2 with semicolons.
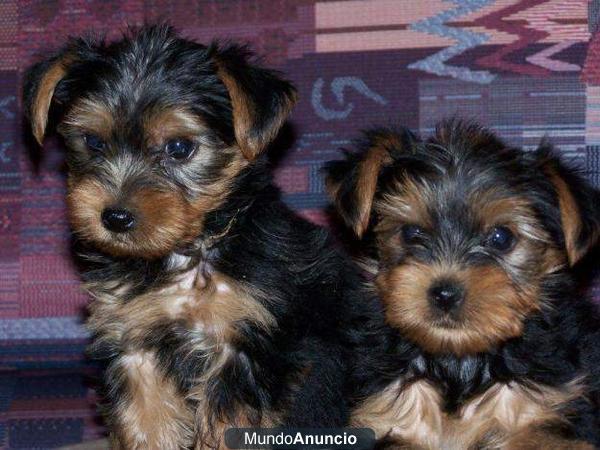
213;45;297;161
324;128;416;237
537;144;600;265
23;52;74;145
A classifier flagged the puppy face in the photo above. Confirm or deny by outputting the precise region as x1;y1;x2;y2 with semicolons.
326;121;600;355
61;101;244;259
23;25;296;258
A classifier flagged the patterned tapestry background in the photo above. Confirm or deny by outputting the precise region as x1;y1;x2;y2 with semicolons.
1;0;600;447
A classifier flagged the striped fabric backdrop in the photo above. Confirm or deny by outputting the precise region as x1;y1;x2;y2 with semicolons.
1;0;599;447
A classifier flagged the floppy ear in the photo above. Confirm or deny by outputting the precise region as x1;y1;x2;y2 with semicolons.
324;128;415;237
537;144;600;265
213;45;297;160
23;52;74;145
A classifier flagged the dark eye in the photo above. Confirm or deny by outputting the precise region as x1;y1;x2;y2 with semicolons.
401;224;426;245
83;134;105;151
486;226;515;252
165;138;195;160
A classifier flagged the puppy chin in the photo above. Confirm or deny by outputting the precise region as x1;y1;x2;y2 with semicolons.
72;222;181;259
429;315;463;330
95;237;153;259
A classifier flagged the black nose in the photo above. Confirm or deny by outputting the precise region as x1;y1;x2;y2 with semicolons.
428;282;464;312
101;208;135;233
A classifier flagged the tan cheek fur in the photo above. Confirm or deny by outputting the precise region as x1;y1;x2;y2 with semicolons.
67;177;113;244
66;147;247;259
351;378;586;450
63;102;250;259
376;256;546;356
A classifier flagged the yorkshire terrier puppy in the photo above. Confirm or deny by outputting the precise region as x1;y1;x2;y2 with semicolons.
325;120;600;449
23;25;368;449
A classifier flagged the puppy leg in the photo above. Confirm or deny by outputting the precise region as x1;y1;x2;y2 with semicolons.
194;403;263;450
194;417;245;450
503;425;594;450
192;377;267;450
282;340;348;427
109;351;194;450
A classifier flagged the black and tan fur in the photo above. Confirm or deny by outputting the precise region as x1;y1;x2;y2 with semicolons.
23;25;373;449
325;120;600;449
